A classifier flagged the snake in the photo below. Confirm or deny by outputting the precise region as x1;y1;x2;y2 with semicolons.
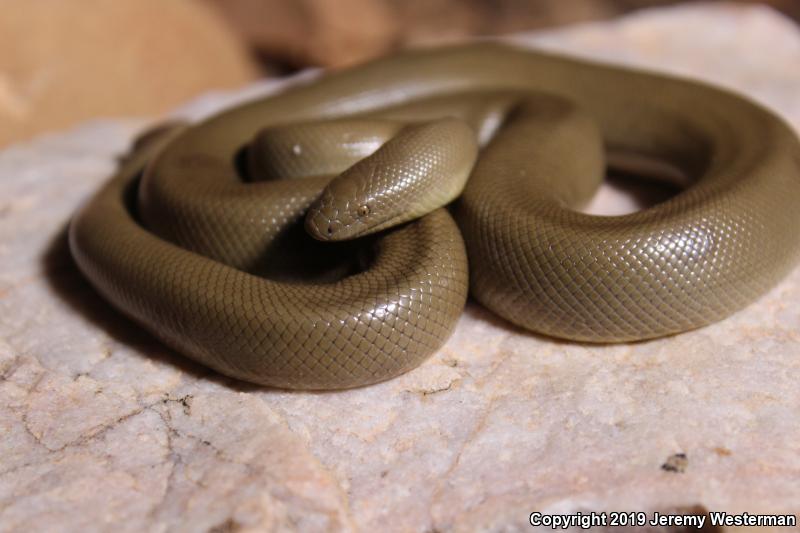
69;43;800;390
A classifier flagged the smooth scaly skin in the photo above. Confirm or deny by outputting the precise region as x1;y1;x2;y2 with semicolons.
69;43;800;389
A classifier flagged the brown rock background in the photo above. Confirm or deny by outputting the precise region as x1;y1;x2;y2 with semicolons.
0;0;259;147
201;0;800;68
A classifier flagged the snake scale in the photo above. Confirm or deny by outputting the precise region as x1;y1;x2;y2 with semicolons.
69;43;800;389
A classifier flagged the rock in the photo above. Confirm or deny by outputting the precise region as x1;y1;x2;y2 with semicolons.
201;0;400;68
203;0;800;68
0;0;259;148
202;0;619;68
2;3;800;531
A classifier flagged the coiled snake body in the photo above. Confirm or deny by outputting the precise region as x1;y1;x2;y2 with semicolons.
70;43;800;389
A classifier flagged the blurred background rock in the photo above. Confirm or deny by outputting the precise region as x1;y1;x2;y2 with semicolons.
200;0;800;68
2;0;798;147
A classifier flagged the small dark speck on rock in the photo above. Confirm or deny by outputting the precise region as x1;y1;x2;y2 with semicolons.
662;452;688;473
208;518;239;533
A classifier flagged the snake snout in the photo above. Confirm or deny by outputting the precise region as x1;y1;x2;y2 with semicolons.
306;207;336;241
306;172;372;241
305;201;355;241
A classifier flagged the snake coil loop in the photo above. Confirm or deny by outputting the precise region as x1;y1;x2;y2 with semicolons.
70;43;800;389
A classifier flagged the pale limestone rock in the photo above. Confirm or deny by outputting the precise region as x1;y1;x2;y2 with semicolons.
2;4;800;532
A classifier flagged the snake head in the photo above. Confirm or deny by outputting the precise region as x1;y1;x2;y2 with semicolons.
305;118;476;242
305;164;385;241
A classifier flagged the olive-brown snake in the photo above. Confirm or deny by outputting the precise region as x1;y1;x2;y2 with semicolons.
69;43;800;389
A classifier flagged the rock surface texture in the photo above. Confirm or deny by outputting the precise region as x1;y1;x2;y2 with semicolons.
2;4;800;532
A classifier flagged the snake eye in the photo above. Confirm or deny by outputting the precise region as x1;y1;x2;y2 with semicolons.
357;205;370;217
